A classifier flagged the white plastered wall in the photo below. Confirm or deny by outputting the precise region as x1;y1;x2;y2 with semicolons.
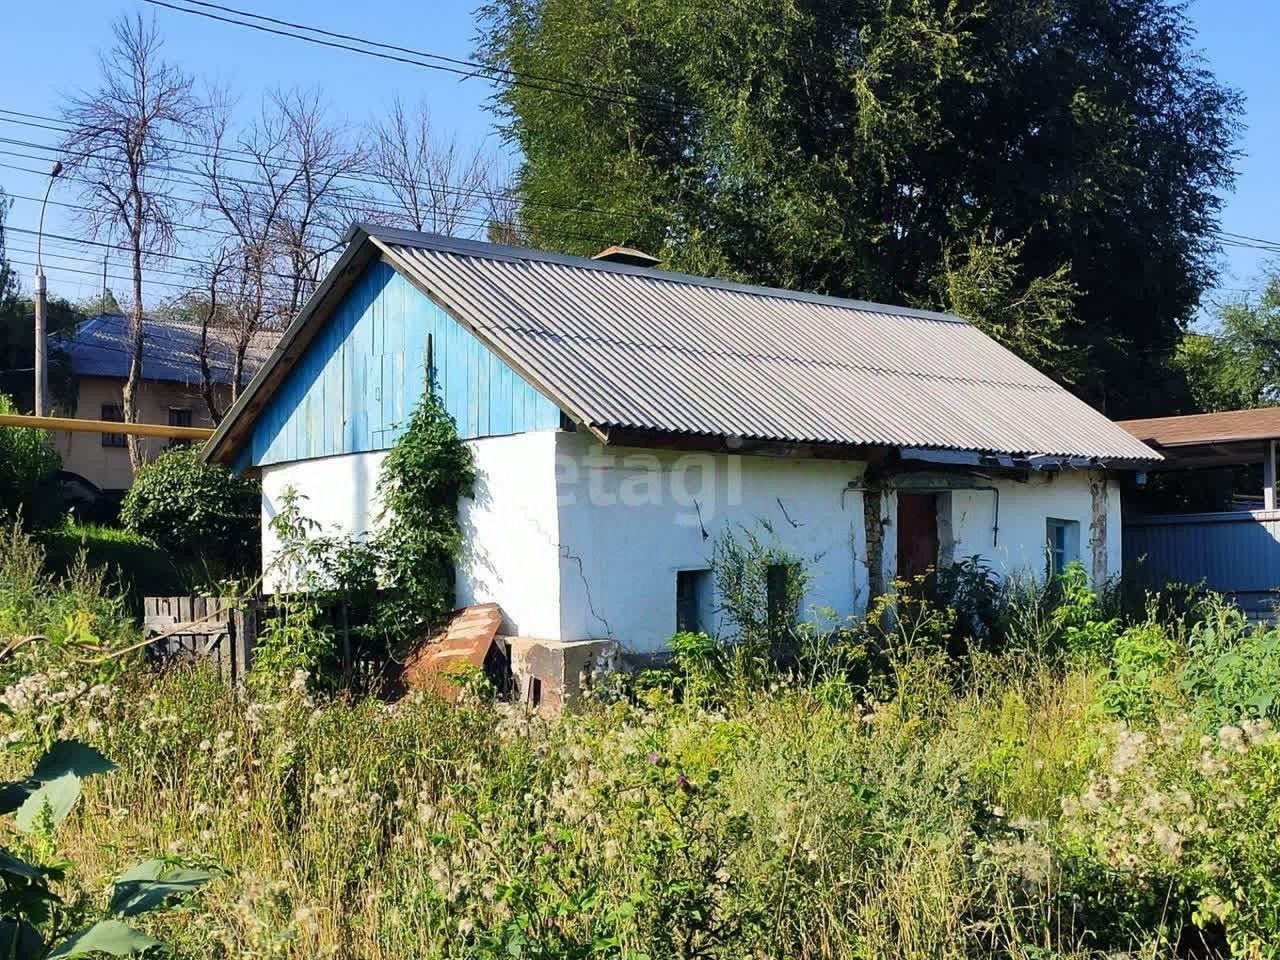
454;432;564;638
259;448;388;594
931;469;1120;583
259;433;1123;654
552;432;870;655
258;432;567;638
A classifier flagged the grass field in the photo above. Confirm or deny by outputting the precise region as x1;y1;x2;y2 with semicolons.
1;524;1277;958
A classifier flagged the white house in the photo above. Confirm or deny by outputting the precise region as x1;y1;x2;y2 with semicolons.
204;226;1158;657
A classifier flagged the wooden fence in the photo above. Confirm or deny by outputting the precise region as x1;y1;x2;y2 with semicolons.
143;596;257;683
143;595;396;688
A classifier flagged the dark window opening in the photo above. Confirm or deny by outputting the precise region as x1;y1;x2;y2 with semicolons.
676;568;712;634
766;562;798;644
168;407;193;448
100;403;125;448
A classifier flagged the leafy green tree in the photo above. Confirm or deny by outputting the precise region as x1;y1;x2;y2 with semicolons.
0;395;61;530
1174;272;1280;412
84;288;122;317
477;0;1242;414
936;230;1080;379
0;189;16;318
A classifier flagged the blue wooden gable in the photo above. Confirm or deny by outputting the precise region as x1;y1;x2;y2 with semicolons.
245;259;562;467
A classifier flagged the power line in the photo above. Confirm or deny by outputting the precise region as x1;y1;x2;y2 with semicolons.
173;0;678;109
5;225;307;287
139;0;691;117
3;183;259;245
7;243;283;294
6;251;297;314
1218;237;1280;256
1;150;609;257
0;145;509;242
0;108;650;227
5;255;210;294
0;129;627;248
1219;230;1280;251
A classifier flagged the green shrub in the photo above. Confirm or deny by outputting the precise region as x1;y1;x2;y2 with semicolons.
1178;595;1280;724
1103;614;1180;724
712;524;807;657
1051;562;1120;657
0;395;61;530
120;447;259;579
930;555;1002;647
0;522;141;689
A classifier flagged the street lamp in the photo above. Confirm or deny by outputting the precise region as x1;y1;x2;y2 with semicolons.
33;160;63;417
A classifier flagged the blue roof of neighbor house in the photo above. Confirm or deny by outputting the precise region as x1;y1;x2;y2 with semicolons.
205;225;1160;467
56;314;277;387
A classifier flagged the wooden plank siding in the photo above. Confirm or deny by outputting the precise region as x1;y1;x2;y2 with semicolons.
246;259;562;468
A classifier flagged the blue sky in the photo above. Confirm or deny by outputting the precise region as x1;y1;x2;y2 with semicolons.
1;0;1276;317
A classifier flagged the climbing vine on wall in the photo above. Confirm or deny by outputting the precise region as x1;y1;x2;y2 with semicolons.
374;390;477;638
257;391;477;686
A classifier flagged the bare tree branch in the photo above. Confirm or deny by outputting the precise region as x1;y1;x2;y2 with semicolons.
484;160;526;246
195;90;298;415
59;13;202;469
272;89;366;312
370;98;494;239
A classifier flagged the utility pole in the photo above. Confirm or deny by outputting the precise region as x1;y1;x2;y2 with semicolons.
32;272;47;416
101;256;108;314
33;160;63;417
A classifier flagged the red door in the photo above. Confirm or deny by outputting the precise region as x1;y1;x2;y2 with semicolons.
897;494;939;580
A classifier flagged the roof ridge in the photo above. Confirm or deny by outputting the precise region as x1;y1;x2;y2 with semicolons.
357;224;969;326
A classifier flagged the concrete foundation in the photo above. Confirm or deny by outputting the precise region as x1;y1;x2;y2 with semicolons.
503;636;620;713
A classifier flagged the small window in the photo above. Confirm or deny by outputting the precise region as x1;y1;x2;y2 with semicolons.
168;408;193;448
676;569;712;634
766;562;798;643
100;403;126;447
1046;518;1081;577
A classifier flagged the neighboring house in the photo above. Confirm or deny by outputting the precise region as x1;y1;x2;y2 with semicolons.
204;225;1158;656
54;314;276;494
1120;407;1280;618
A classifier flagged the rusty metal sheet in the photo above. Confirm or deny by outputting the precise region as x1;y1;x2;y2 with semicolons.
402;603;505;700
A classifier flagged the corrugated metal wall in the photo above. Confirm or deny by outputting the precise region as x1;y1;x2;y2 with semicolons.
248;260;562;467
1124;510;1280;614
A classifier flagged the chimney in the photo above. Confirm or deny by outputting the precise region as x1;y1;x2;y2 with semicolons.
591;245;660;268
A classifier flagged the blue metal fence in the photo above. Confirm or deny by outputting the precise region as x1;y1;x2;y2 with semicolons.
1124;510;1280;616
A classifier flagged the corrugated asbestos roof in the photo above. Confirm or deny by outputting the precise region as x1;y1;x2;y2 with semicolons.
1119;407;1280;448
206;225;1159;465
58;314;278;387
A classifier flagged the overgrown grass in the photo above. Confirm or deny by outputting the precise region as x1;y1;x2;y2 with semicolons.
4;529;1280;958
